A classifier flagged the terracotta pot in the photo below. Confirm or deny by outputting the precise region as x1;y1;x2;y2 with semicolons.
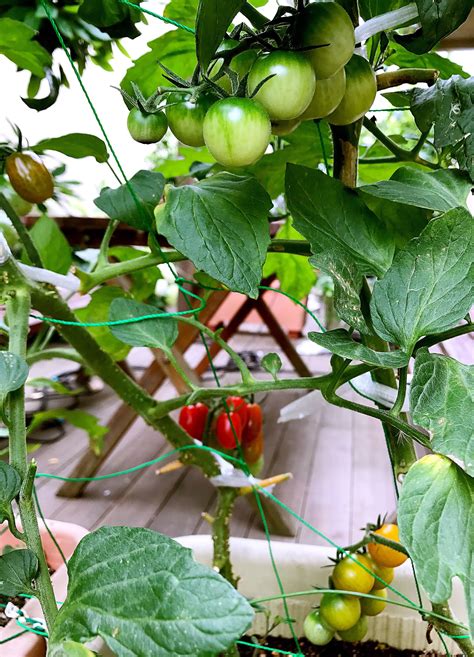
176;535;468;654
0;519;88;657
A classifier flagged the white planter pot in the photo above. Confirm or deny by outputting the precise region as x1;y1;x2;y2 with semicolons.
176;535;468;654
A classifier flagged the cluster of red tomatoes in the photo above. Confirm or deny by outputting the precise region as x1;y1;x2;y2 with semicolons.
127;2;377;167
178;397;265;474
304;524;408;645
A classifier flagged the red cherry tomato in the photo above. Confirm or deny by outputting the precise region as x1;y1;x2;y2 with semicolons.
242;403;263;446
178;403;209;440
243;430;264;464
226;396;249;428
216;411;242;449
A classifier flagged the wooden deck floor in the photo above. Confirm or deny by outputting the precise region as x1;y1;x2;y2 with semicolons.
29;332;472;547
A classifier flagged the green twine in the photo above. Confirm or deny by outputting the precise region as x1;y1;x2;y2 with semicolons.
237;639;303;655
118;0;195;33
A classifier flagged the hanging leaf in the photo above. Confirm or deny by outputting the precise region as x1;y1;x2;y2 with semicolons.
164;0;199;25
286;165;395;332
0;18;51;78
29;410;108;457
196;0;246;70
359;0;407;20
385;43;469;80
411;349;474;476
78;0;143;38
261;353;283;380
32;134;109;163
49;527;254;656
371;207;474;352
27;215;72;275
0;352;29;405
398;455;474;634
308;329;409;368
0;549;39;597
94;170;165;232
0;462;22;525
109;298;178;350
156;173;272;298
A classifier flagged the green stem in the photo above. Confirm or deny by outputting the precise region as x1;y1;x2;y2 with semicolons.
0;194;42;267
164;348;198;390
240;2;268;29
390;366;408;417
376;68;439;91
268;239;312;257
94;219;119;271
431;602;474;657
363;117;438;170
369;531;409;555
416;322;473;350
26;347;84;366
212;488;239;586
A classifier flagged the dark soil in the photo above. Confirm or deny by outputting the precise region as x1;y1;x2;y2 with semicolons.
0;594;26;628
239;636;456;656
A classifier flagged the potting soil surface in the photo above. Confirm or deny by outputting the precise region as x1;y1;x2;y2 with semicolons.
239;637;459;656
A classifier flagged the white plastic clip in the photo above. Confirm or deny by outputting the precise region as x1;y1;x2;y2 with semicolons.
354;3;419;43
5;602;21;619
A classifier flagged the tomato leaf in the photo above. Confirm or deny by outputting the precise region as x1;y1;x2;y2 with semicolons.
0;18;52;78
0;352;29;406
156;173;272;298
109;298;178;350
78;0;143;38
76;287;132;362
398;455;474;634
395;0;472;53
164;0;199;25
408;76;474;182
359;0;408;20
49;527;253;656
121;30;197;97
371;207;474;353
29;410;108;457
308;329;409;368
360;168;471;213
0;462;22;525
385;43;469;80
32;134;109;163
286;165;395;332
411;349;474;476
94;170;165;232
0;549;39;597
108;246;162;302
261;353;283;380
27;215;72;275
196;0;245;70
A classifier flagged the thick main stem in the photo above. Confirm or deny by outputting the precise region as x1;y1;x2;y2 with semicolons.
431;602;474;657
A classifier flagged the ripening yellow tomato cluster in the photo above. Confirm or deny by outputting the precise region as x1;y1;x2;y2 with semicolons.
304;524;408;646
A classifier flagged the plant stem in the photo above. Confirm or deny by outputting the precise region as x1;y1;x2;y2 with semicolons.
376;68;439;90
94;219;119;271
240;2;268;29
268;239;312;256
431;602;474;657
331;121;362;186
164;348;198;390
0;194;42;267
26;347;84;366
212;488;239;587
390;366;408;417
416;322;473;350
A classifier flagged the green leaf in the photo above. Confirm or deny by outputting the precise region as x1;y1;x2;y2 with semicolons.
371;207;474;352
0;462;21;525
0;18;51;78
121;30;197;97
32;134;109;163
94;170;165;232
48;642;96;657
360;167;471;213
395;0;472;53
78;0;143;37
164;0;199;25
385;43;469;80
196;0;245;70
28;215;72;275
411;349;474;476
261;353;282;380
108;246;162;302
76;287;131;362
359;0;408;20
49;527;254;656
156;173;272;298
263;221;316;300
0;352;29;404
26;378;79;396
409;76;474;181
109;298;178;350
29;410;108;457
0;549;39;597
398;454;474;634
153;145;215;180
286;165;395;332
308;329;409;367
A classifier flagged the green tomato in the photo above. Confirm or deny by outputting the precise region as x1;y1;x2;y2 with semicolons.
360;588;387;616
327;54;376;125
212;39;258;92
127;108;168;144
271;118;301;136
338;615;369;642
248;50;316;120
332;554;375;594
296;2;355;79
247;455;264;476
299;67;346;120
367;558;394;590
320;593;361;631
203;97;271;167
304;610;335;646
167;93;216;147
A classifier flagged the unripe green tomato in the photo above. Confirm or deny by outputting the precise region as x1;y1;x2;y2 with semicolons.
327;54;376;126
271;118;301;136
368;558;394;590
127;108;168;144
338;615;369;642
247;455;264;476
304;610;335;646
299;67;346;120
248;50;316;120
167;93;216;147
360;588;387;616
320;593;361;631
211;40;258;92
203;97;271;167
332;554;375;594
295;2;355;79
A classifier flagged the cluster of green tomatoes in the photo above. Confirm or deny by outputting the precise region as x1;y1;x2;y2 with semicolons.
126;2;377;168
